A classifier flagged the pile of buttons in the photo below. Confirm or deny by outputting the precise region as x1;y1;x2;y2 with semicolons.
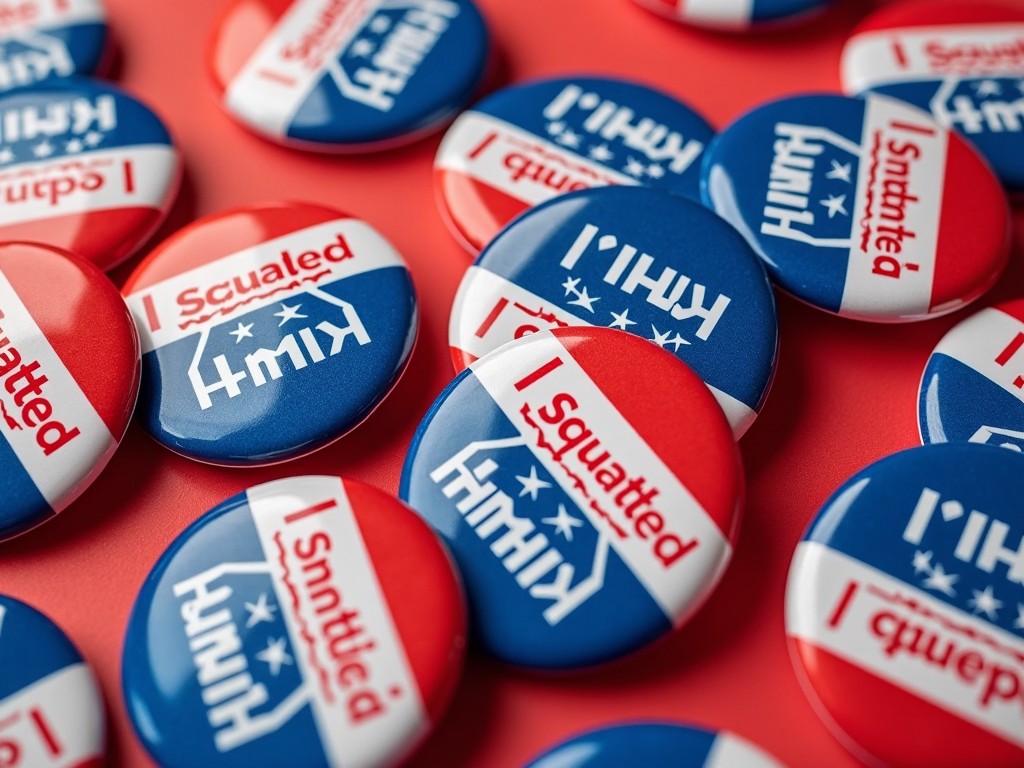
0;0;1022;766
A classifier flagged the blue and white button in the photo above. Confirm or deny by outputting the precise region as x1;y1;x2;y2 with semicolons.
630;0;835;31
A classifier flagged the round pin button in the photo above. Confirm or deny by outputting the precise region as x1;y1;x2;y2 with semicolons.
209;0;489;152
525;722;783;768
919;300;1024;448
0;0;109;91
122;475;466;768
434;76;715;253
122;201;418;466
702;93;1010;322
449;186;778;438
0;77;180;272
0;242;139;542
841;1;1024;194
401;326;743;670
786;443;1024;768
630;0;834;31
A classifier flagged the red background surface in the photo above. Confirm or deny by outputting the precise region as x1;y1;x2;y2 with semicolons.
1;0;1023;765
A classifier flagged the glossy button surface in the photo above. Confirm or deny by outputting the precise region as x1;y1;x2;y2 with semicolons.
0;242;139;542
122;475;467;768
0;594;105;768
401;327;743;670
702;93;1009;322
786;443;1024;768
209;0;490;151
630;0;835;30
122;201;418;466
434;76;715;252
448;186;778;438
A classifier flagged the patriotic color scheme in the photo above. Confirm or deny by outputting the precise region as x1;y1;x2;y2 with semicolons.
841;1;1024;193
0;78;179;272
434;76;715;252
122;202;417;466
920;299;1024;449
122;476;466;768
0;243;139;542
209;0;489;151
786;443;1024;768
0;0;108;91
400;327;743;670
525;722;783;768
702;93;1009;322
630;0;833;30
0;594;105;768
448;187;778;438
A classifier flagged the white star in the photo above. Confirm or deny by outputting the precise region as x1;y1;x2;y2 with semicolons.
650;325;672;348
82;131;103;147
349;38;375;58
589;143;613;163
912;550;932;574
65;138;83;154
33;140;53;158
1018;79;1024;95
369;15;391;33
974;79;1002;98
826;160;852;183
244;592;277;628
1016;604;1024;630
922;562;958;597
624;156;646;178
567;285;599;312
255;637;293;676
820;193;848;219
516;465;551;501
968;585;1003;620
546;121;566;137
229;321;254;343
0;147;13;164
667;332;689;351
608;308;636;330
556;128;581;149
646;163;665;179
273;303;307;326
561;276;581;296
542;504;584;541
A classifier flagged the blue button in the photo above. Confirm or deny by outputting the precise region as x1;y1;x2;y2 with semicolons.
702;92;1009;322
786;443;1024;767
631;0;835;30
449;186;777;437
435;76;715;251
122;202;418;466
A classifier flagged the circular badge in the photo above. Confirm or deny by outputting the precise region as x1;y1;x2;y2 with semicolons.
449;186;778;438
0;243;139;542
786;443;1024;768
702;93;1009;322
123;475;466;768
525;722;783;768
209;0;489;151
0;594;105;768
0;0;108;92
920;300;1024;448
0;77;180;272
841;1;1024;194
630;0;834;30
122;201;418;466
434;76;715;252
400;327;743;670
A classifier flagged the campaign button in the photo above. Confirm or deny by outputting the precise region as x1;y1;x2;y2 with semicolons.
702;93;1010;322
841;1;1024;194
448;186;778;438
920;300;1024;448
209;0;489;151
0;0;108;91
630;0;834;31
400;326;742;670
0;594;105;768
434;76;715;252
122;475;466;768
0;77;180;272
0;242;139;542
786;443;1024;768
121;201;418;466
525;722;783;768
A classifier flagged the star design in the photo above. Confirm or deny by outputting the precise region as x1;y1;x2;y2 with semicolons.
255;637;293;676
826;160;852;183
273;303;307;326
608;308;637;330
229;321;254;343
561;276;581;296
820;193;848;219
922;562;958;597
546;121;566;137
542;504;584;541
667;332;689;351
244;592;278;628
973;79;1002;98
589;143;614;163
349;38;375;58
65;138;83;154
646;163;665;179
911;550;932;574
1018;79;1024;95
968;585;1003;620
650;325;672;348
1016;604;1024;630
33;140;53;158
624;156;646;178
82;131;103;147
567;285;599;312
556;128;581;149
0;147;12;164
368;15;391;33
516;465;551;501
